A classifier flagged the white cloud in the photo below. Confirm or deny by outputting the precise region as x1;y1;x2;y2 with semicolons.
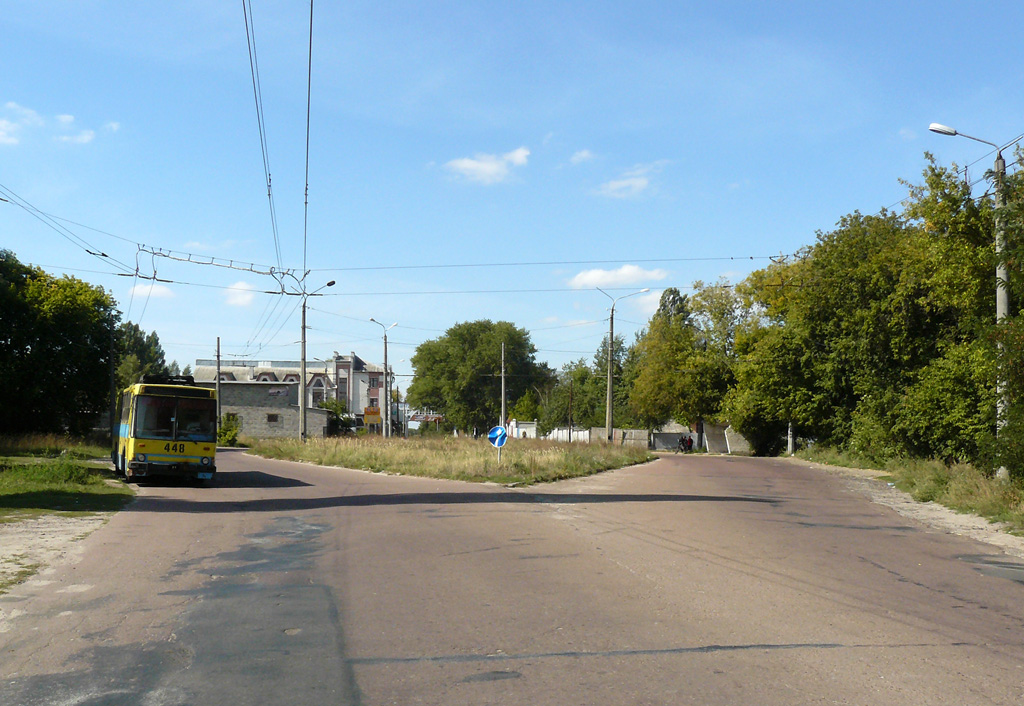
0;119;19;145
596;161;668;199
571;149;595;164
105;121;121;132
56;130;95;144
225;281;256;307
56;114;75;124
899;127;916;141
130;283;174;299
5;102;42;125
597;175;649;198
635;290;664;316
444;146;530;184
568;264;668;289
504;146;529;166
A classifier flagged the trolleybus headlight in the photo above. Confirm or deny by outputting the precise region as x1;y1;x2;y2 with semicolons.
136;453;146;462
201;457;211;466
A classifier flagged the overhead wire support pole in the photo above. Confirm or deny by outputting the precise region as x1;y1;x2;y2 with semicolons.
597;287;649;443
929;123;1013;480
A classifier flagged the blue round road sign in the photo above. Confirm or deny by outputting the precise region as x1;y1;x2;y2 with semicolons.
488;425;508;448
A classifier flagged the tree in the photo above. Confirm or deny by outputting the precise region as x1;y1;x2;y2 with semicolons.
407;320;552;433
538;359;606;435
726;157;1001;459
0;250;117;434
318;398;354;435
116;322;169;386
628;283;742;429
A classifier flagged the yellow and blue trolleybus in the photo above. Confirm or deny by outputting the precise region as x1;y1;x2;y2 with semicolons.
112;374;218;484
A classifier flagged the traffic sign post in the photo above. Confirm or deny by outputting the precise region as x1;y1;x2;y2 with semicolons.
488;425;508;462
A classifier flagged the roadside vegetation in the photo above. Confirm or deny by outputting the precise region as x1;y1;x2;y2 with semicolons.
0;435;134;521
798;446;1024;533
248;435;653;485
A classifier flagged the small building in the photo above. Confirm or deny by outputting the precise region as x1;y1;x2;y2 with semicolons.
194;351;385;430
194;380;331;439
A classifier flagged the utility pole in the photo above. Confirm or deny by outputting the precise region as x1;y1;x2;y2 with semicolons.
216;337;222;435
108;314;116;443
929;123;1011;480
500;341;506;430
300;298;307;441
370;319;397;438
597;287;649;443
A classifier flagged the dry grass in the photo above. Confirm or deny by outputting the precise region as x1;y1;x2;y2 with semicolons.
0;434;108;461
248;435;654;485
798;447;1024;532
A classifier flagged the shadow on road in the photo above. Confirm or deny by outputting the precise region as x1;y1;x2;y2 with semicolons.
126;489;779;514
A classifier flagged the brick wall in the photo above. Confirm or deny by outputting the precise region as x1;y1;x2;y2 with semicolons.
197;381;331;439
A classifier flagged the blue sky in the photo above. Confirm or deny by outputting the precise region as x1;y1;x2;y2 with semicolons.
4;1;1024;384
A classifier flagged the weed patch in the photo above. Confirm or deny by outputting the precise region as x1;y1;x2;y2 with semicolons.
248;436;653;485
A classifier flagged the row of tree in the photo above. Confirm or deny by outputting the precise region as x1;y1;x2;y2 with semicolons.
407;155;1024;478
0;250;183;435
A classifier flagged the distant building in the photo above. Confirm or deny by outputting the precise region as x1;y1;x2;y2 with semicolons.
194;351;386;433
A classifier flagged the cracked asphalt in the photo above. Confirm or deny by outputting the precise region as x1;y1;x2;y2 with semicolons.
2;449;1024;705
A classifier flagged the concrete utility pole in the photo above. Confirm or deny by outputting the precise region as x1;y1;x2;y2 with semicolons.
501;341;506;430
370;318;397;438
296;279;335;442
929;123;1011;480
597;287;649;443
216;337;221;435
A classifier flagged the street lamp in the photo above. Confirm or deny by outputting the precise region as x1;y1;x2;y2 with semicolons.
596;287;649;443
266;273;334;441
929;122;1010;478
299;280;335;441
370;318;397;438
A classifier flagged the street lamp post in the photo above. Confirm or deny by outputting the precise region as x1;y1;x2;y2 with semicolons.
370;318;397;438
929;123;1010;479
299;280;335;441
596;287;649;443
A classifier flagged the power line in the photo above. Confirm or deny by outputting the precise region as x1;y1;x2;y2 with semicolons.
310;254;778;274
242;0;283;269
302;0;314;282
0;182;136;276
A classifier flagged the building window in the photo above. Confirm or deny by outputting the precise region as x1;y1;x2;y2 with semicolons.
369;377;379;388
267;414;280;424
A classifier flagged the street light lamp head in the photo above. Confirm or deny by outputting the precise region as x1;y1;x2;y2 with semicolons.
929;123;957;137
326;280;336;287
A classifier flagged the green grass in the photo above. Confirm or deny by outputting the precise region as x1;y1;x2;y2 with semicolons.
796;447;1024;533
0;446;134;522
0;554;41;594
248;435;654;485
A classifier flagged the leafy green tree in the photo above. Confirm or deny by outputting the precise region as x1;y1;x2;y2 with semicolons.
509;391;540;422
116;322;169;385
628;284;742;430
538;359;606;435
407;320;552;433
727;157;1001;459
115;354;145;392
0;250;118;434
318;398;354;435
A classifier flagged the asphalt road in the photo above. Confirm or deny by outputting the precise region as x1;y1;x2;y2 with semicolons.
2;449;1024;705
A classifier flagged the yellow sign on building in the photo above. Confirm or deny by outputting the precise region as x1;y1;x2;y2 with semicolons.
364;406;382;425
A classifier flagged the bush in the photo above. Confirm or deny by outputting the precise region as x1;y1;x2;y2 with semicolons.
218;415;240;447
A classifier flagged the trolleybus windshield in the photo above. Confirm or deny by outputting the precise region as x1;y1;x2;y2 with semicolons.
134;395;217;442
